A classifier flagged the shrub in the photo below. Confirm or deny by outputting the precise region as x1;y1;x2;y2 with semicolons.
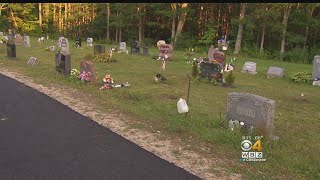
225;71;235;86
290;72;312;84
191;61;199;78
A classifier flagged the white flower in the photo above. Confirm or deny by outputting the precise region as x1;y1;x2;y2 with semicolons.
240;122;244;126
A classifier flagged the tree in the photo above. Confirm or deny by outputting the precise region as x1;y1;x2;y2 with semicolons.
233;3;247;55
280;3;291;60
173;3;188;46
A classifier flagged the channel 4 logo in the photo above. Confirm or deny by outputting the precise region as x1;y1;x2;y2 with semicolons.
240;136;266;162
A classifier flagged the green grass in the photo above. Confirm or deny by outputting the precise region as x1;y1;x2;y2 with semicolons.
1;37;320;179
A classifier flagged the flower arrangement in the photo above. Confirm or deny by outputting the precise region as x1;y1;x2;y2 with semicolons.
229;119;245;131
71;68;80;77
79;71;92;81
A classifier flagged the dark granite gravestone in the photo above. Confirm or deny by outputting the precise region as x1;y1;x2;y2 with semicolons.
267;67;285;78
312;55;320;80
143;46;149;56
76;37;81;47
80;61;96;81
199;62;223;82
55;52;71;75
131;41;141;53
6;43;16;58
94;45;106;54
226;92;276;138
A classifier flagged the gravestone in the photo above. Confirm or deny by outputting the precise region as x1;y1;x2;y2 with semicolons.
241;62;257;74
6;43;16;58
267;67;285;78
80;61;96;81
143;46;149;56
27;57;37;65
15;34;23;45
159;44;173;59
312;55;320;80
119;42;126;53
76;37;81;47
199;62;223;82
226;92;276;138
60;38;69;53
94;45;106;54
87;38;93;48
55;52;71;75
23;36;31;47
131;41;141;53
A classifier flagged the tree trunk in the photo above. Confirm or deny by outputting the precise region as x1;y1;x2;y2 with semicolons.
233;3;247;55
303;7;314;50
38;3;42;27
9;8;18;28
45;3;49;23
280;4;291;60
107;3;110;43
171;3;176;44
64;3;68;34
260;24;266;53
53;3;56;28
58;3;62;33
119;26;122;43
174;3;188;46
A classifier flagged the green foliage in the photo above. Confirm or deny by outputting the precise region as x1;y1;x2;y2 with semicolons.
93;53;117;63
191;61;199;78
290;72;312;84
198;27;217;46
225;71;235;86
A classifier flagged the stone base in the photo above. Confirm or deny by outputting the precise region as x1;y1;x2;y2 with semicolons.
312;81;320;86
241;70;257;74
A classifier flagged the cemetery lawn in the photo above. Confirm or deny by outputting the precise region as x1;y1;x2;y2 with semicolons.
0;37;319;179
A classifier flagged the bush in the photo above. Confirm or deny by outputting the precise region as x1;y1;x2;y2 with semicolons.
225;71;235;86
290;72;312;84
192;61;199;78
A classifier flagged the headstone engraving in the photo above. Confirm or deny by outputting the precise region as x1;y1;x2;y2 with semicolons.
312;55;320;80
267;67;284;78
23;36;31;47
241;62;257;74
80;61;96;81
60;38;69;53
226;92;276;138
119;42;126;52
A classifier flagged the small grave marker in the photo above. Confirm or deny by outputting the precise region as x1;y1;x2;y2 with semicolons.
27;57;37;65
267;67;285;78
241;62;257;74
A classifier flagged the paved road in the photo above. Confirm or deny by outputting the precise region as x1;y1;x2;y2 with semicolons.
0;74;201;180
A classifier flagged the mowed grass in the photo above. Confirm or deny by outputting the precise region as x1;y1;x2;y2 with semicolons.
0;37;319;179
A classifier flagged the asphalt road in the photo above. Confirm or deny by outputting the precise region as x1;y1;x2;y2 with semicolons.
0;74;201;180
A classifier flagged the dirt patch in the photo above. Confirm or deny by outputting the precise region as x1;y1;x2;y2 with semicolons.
0;68;242;180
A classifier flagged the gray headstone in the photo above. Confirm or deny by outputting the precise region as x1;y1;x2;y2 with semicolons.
23;36;30;47
60;38;69;53
267;67;284;78
119;42;126;52
312;55;320;80
241;62;257;74
226;92;275;138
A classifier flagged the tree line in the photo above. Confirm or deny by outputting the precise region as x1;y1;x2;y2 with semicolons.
0;3;320;63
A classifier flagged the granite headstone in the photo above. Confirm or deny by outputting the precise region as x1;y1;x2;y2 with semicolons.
267;67;285;78
312;55;320;80
226;92;276;138
241;62;257;74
